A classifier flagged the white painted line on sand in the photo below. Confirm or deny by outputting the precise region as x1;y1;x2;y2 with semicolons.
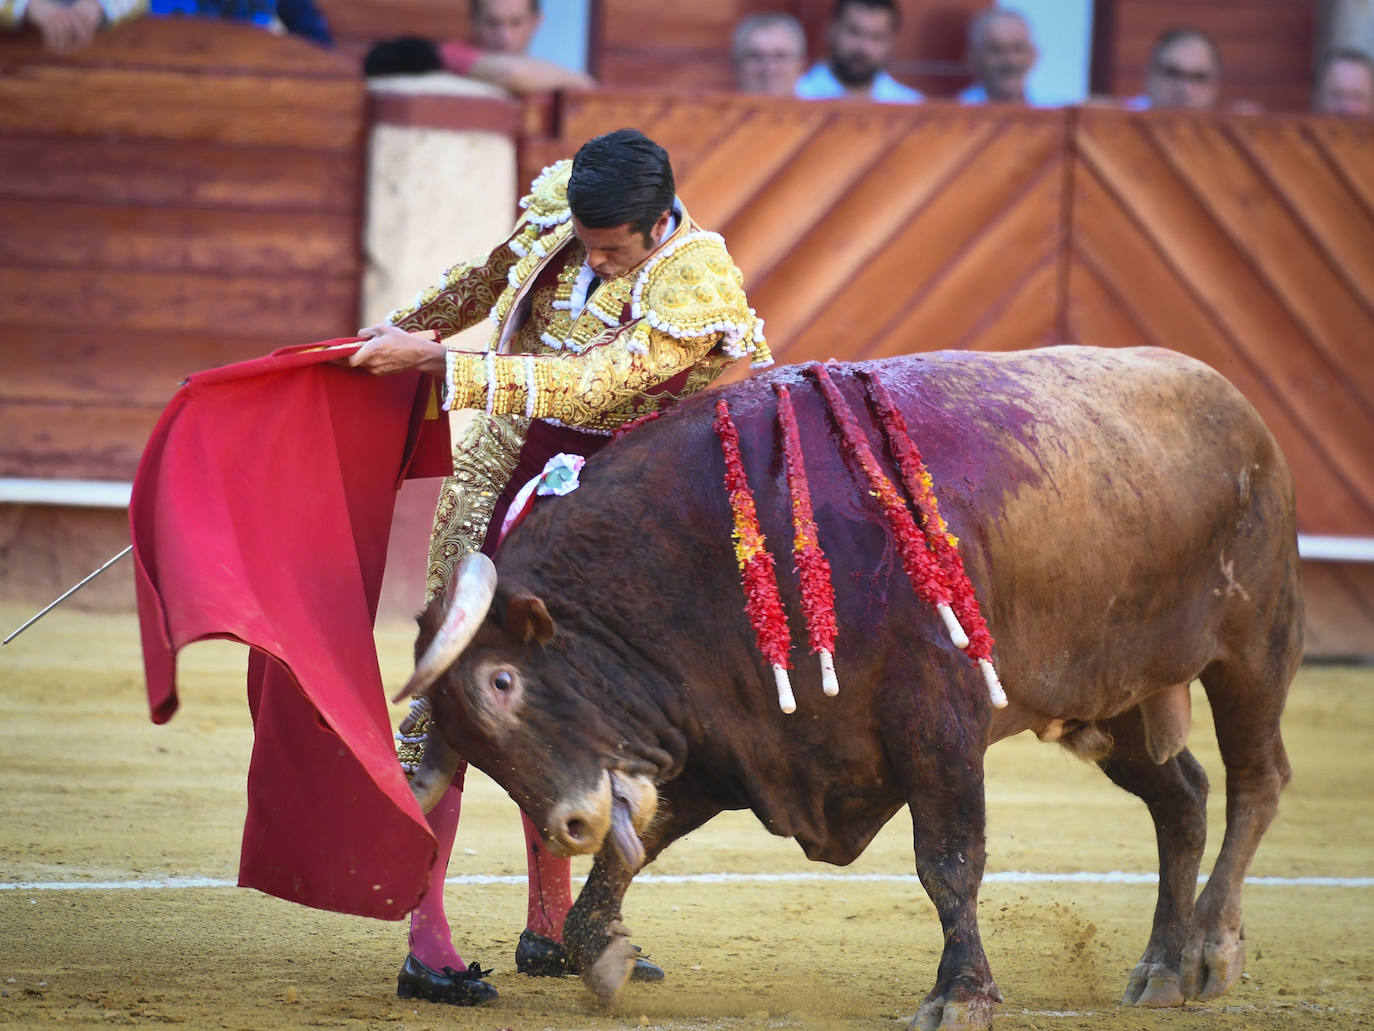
3;871;1371;892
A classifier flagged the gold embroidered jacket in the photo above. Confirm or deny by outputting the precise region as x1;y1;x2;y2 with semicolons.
386;159;770;435
389;160;769;601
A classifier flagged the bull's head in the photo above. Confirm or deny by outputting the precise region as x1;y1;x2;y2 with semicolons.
393;553;658;871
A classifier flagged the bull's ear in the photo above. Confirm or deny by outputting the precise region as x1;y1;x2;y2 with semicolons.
506;595;555;645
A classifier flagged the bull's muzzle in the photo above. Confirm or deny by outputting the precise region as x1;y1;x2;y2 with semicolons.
544;770;658;872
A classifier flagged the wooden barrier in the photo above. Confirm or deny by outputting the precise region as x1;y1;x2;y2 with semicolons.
0;18;366;607
2;41;1370;652
0;18;366;484
522;93;1374;655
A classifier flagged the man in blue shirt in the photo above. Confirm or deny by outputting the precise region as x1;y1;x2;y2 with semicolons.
794;0;922;103
149;0;330;46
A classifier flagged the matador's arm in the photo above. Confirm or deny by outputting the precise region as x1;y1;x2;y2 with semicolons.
444;324;720;424
385;238;522;341
385;163;573;340
443;230;769;426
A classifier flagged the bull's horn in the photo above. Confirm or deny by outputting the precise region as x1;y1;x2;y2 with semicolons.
409;725;465;813
392;552;498;704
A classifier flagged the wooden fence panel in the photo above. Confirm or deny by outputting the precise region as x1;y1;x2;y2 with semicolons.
1067;109;1374;537
524;95;1374;653
0;137;360;211
0;19;366;484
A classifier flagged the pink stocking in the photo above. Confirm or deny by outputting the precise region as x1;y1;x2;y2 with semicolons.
523;810;572;941
407;782;466;970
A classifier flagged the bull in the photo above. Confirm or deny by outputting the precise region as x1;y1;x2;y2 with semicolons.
397;345;1300;1030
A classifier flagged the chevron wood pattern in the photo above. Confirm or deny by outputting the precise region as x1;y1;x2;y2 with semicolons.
525;96;1374;653
1067;109;1374;540
531;94;1071;374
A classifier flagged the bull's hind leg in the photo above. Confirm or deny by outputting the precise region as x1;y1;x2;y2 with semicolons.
1184;654;1293;1001
1093;710;1210;1007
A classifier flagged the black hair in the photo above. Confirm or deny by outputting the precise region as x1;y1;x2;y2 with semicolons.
1320;46;1374;75
567;129;676;244
832;0;901;27
363;37;442;76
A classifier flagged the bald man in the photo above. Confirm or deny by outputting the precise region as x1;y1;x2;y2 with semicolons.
958;8;1046;106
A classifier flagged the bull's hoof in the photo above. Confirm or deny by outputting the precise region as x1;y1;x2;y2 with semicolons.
910;990;997;1031
1180;928;1245;1001
1121;963;1184;1008
516;929;663;982
580;920;637;1005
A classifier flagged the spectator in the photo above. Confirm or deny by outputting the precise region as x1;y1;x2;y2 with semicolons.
732;11;807;95
1138;26;1221;111
364;0;594;96
1313;48;1374;118
148;0;332;46
3;0;145;55
958;7;1041;105
795;0;922;103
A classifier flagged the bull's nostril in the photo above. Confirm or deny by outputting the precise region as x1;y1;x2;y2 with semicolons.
565;818;589;844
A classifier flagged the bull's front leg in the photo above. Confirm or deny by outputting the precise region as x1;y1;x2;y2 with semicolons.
907;757;1000;1031
565;778;723;1005
564;847;638;1003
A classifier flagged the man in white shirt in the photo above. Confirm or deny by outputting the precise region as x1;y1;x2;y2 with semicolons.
732;11;808;96
794;0;922;103
958;7;1048;106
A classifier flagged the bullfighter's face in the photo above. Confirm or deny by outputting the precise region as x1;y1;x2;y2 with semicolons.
404;571;661;872
571;211;672;281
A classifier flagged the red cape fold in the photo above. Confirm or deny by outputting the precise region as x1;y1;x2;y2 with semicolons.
129;341;451;919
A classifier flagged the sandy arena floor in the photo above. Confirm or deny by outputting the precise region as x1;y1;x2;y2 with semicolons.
1;604;1371;1031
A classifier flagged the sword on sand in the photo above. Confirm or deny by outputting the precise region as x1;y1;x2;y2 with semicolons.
3;545;132;645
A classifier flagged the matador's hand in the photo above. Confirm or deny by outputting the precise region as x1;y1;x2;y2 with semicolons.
347;325;446;377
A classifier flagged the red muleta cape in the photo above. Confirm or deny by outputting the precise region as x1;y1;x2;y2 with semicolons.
129;342;451;919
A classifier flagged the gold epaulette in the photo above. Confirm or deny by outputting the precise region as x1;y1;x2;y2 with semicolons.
518;159;573;228
629;231;772;367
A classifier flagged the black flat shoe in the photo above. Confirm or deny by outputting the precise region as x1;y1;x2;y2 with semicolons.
515;928;664;982
396;954;499;1005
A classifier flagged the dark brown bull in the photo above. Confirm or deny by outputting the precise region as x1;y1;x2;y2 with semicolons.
398;346;1300;1030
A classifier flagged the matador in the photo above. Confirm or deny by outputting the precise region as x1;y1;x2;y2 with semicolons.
347;128;769;1006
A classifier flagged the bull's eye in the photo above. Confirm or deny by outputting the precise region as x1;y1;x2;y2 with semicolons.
492;670;515;694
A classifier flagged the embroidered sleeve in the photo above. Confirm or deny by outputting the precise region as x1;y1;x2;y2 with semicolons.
445;231;769;427
446;324;720;425
385;241;522;339
386;160;574;338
